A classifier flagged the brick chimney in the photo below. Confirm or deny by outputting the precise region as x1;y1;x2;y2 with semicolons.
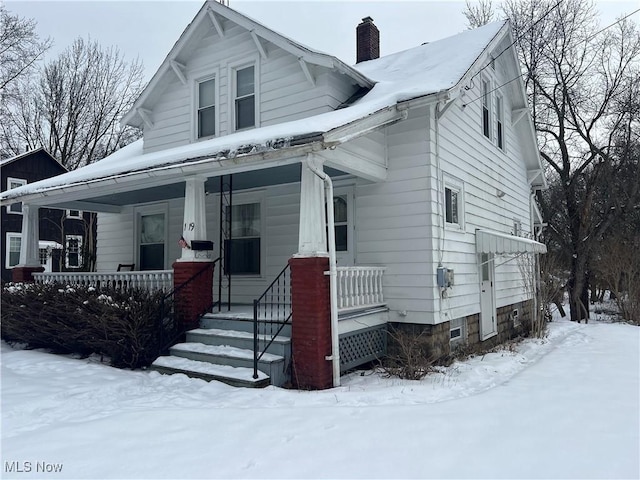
356;16;380;63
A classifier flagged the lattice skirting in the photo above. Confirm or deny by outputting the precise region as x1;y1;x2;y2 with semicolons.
339;325;387;372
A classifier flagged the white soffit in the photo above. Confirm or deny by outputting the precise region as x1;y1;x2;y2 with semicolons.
476;229;547;255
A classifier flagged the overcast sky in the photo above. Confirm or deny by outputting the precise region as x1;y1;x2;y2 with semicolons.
5;0;639;81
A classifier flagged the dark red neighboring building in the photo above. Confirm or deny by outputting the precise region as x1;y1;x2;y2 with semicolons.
1;148;90;282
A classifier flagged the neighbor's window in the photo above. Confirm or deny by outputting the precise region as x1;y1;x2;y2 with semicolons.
198;77;216;138
496;94;504;150
235;65;255;130
225;202;260;275
7;178;26;214
65;235;83;269
66;209;82;219
6;233;21;267
445;187;459;225
482;79;491;140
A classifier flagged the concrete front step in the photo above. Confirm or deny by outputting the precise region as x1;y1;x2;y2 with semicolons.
169;342;288;387
200;313;292;337
187;328;290;360
150;356;270;388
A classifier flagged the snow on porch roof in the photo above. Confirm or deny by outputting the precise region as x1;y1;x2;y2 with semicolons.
476;229;547;255
1;20;507;204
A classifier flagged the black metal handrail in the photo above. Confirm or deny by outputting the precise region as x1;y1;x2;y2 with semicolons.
158;257;221;352
253;263;291;379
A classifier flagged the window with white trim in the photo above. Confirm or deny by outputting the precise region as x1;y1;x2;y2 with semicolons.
225;202;261;275
234;65;255;131
450;317;466;345
6;233;21;268
496;94;504;150
444;175;464;228
65;235;83;269
482;79;492;140
6;178;26;214
66;209;82;219
197;77;216;138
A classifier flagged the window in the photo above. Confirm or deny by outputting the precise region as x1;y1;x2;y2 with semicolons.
197;77;216;138
66;209;82;219
224;202;260;275
332;196;348;252
6;233;21;268
234;65;255;130
496;94;504;150
482;79;491;140
513;220;522;237
39;248;48;266
7;178;26;214
450;317;466;345
139;213;165;270
65;235;83;268
445;187;459;225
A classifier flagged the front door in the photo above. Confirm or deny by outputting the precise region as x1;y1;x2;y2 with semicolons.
480;253;497;340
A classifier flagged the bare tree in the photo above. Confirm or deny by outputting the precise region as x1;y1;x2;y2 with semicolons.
1;37;144;168
463;0;497;29
0;5;50;94
503;0;640;322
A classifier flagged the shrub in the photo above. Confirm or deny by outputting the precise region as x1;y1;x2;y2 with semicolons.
1;282;180;369
381;325;436;380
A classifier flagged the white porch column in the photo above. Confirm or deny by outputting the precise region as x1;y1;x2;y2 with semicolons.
18;204;41;267
297;155;327;256
178;176;208;261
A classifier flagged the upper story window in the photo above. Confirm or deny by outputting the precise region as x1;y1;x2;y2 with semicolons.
6;178;26;214
482;79;492;140
234;65;255;131
198;77;216;138
496;94;504;150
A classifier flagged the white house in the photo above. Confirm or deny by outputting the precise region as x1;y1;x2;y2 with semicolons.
0;1;546;389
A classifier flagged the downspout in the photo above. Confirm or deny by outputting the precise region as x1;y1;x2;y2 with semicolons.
307;159;340;388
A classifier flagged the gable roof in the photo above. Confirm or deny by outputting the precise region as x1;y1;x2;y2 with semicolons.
1;15;543;206
122;0;374;128
0;147;66;171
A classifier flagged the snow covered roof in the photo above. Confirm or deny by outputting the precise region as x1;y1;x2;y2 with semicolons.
1;18;514;206
0;147;65;170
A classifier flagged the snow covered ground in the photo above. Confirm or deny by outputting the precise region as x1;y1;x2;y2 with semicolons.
1;316;638;479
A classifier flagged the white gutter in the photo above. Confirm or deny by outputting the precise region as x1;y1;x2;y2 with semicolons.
307;160;340;388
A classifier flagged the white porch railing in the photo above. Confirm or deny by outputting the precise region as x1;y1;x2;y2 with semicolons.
33;270;174;292
336;266;386;312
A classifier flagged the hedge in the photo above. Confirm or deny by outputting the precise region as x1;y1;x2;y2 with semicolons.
1;282;180;369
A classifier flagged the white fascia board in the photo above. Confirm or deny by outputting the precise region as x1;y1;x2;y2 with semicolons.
323;105;407;144
8;141;327;209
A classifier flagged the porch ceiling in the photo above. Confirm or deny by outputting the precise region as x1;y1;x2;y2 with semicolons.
44;164;349;212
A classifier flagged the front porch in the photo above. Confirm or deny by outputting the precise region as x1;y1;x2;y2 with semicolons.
32;263;388;388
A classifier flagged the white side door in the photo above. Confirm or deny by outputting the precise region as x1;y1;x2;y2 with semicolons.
480;253;497;340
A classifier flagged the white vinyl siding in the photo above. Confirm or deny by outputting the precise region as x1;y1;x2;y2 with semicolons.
141;21;359;153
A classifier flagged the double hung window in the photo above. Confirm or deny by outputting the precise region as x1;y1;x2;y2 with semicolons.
482;79;491;140
6;233;21;267
234;66;255;130
198;78;216;138
7;178;26;214
225;202;261;275
496;94;504;150
65;235;83;269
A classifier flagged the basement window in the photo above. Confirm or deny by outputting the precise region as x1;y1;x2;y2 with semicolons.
450;317;466;345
